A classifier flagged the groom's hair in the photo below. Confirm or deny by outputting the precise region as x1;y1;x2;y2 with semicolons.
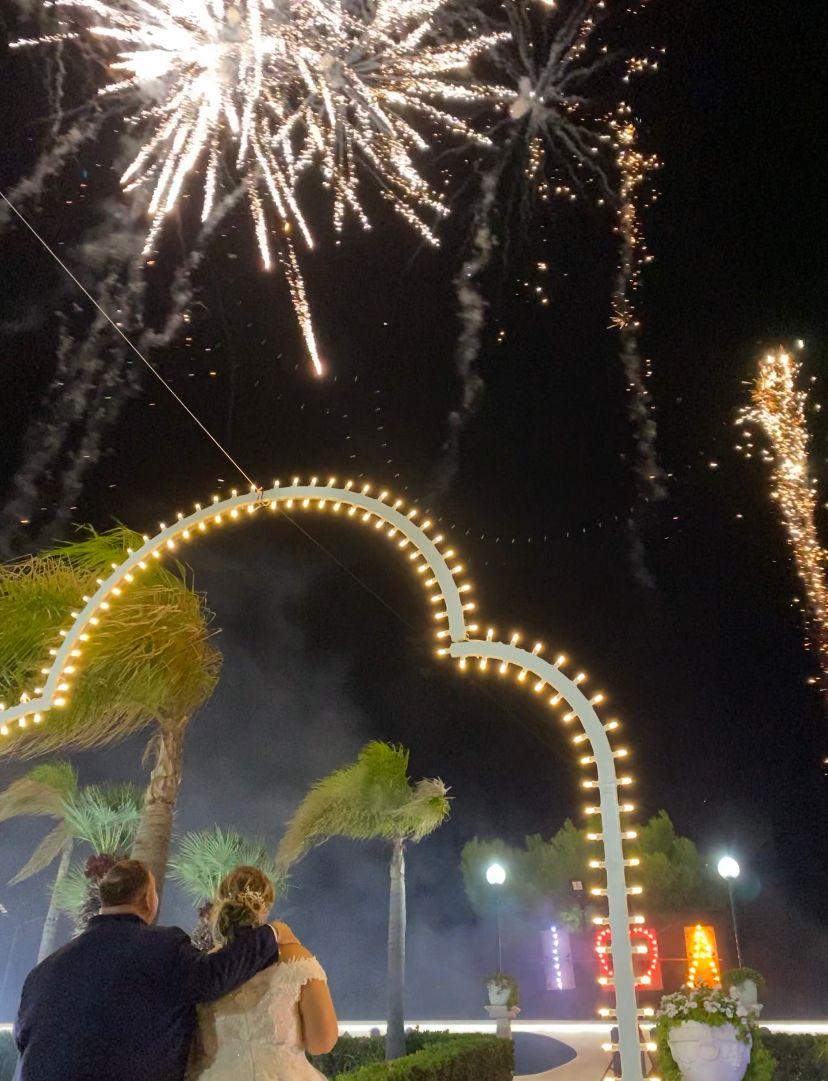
99;859;151;907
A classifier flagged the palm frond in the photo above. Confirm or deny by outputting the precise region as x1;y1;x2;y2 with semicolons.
10;822;73;884
51;859;90;919
43;525;174;584
62;783;143;856
0;761;78;822
0;531;221;759
397;777;451;842
277;742;451;870
169;827;286;902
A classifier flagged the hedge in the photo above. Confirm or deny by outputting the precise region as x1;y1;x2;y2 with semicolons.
761;1031;828;1081
329;1034;513;1081
312;1030;465;1077
312;1033;386;1076
0;1031;17;1081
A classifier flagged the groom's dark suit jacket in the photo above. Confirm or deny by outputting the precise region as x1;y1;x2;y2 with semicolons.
14;912;279;1081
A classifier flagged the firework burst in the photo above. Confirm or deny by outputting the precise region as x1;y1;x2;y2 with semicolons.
283;0;505;243
13;0;503;375
442;0;665;523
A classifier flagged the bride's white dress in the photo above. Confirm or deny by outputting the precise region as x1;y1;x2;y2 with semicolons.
189;956;329;1080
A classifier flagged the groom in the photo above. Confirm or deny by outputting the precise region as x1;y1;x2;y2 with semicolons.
14;858;294;1081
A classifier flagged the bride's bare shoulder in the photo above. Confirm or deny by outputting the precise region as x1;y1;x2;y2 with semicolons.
278;942;313;963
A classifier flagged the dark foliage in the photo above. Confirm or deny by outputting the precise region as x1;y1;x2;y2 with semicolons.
0;1032;17;1081
313;1033;513;1081
761;1031;828;1081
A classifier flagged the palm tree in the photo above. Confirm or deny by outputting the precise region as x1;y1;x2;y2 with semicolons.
0;761;78;960
277;742;450;1060
169;827;287;950
0;767;142;951
0;527;221;906
53;782;143;932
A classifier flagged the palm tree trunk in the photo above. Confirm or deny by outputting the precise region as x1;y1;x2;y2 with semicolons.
130;726;185;912
385;837;406;1060
37;840;73;962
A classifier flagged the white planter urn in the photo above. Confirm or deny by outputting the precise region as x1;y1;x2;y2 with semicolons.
668;1021;751;1081
731;979;759;1009
485;981;511;1007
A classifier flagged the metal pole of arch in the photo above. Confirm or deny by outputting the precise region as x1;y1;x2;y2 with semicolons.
453;640;643;1081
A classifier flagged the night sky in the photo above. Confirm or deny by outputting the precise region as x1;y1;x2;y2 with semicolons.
1;0;826;1023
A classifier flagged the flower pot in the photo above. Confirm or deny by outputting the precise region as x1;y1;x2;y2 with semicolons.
486;981;511;1007
668;1020;751;1081
730;979;758;1009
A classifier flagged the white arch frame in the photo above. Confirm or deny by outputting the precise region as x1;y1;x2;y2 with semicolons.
0;478;648;1080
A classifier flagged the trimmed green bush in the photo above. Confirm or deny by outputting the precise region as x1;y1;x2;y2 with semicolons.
332;1034;513;1081
0;1031;18;1081
761;1031;828;1080
312;1033;386;1077
311;1030;499;1077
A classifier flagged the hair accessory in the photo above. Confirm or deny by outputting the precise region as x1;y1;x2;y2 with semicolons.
236;886;268;911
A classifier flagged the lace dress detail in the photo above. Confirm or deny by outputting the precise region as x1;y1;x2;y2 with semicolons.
188;956;329;1081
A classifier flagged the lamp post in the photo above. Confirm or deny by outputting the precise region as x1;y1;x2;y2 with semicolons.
717;855;743;968
486;862;507;972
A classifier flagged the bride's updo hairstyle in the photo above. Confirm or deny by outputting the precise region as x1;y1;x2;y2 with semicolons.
212;865;275;945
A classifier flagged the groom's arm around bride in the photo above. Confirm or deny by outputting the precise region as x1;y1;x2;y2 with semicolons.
14;859;293;1081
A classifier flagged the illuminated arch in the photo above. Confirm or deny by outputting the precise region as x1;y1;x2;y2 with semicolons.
0;477;649;1080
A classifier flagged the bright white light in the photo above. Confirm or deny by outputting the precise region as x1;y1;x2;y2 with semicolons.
718;856;740;880
486;862;506;886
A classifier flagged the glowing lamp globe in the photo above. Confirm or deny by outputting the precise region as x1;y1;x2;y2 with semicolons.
717;856;740;881
486;863;507;886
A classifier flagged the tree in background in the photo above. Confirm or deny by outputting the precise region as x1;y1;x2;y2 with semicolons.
277;742;450;1061
0;767;142;944
169;827;287;950
462;811;722;924
0;761;78;960
0;528;221;906
462;820;591;925
636;810;724;911
52;782;143;931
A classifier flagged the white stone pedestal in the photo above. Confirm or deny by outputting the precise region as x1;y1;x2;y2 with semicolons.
485;1003;521;1039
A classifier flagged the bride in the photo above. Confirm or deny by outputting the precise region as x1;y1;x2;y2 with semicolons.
189;865;339;1080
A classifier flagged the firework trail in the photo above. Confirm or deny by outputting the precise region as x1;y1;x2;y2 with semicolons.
739;344;828;705
433;161;505;497
0;118;103;230
0;186;247;555
0;210;148;556
434;0;665;590
438;1;661;483
610;112;665;507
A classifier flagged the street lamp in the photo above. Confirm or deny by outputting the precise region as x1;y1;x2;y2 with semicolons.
486;863;506;886
486;863;507;971
717;855;743;968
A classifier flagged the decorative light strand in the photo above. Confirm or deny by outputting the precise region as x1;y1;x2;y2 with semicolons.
0;475;647;1072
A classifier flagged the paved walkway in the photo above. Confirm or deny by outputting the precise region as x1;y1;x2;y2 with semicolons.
511;1025;611;1081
